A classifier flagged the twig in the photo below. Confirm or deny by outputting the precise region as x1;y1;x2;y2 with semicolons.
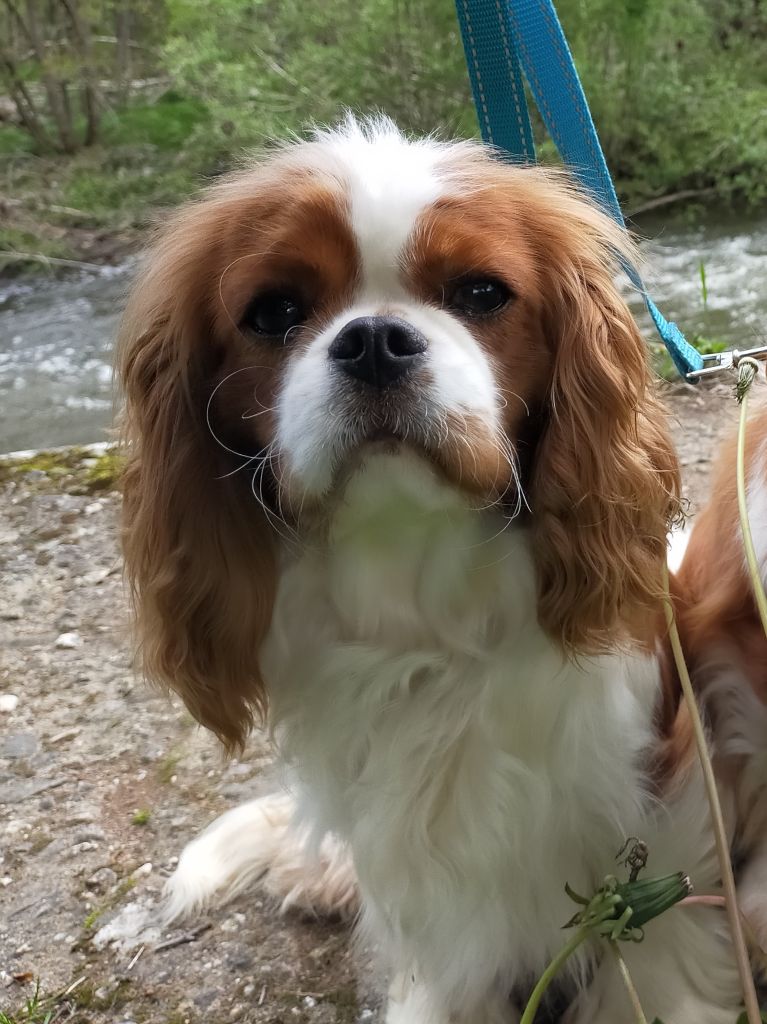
126;945;145;970
154;923;211;952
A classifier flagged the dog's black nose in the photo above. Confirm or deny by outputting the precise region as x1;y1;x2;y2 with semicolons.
328;316;427;388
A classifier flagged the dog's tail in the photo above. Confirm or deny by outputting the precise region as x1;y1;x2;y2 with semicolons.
162;793;359;924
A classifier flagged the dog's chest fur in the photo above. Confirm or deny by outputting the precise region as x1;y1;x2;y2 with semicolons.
263;454;686;1002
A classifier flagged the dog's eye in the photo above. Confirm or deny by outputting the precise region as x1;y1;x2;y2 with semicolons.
241;291;306;338
448;278;511;317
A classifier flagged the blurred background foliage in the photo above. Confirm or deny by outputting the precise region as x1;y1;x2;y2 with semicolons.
1;0;766;265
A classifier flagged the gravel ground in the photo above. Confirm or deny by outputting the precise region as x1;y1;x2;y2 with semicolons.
0;379;753;1024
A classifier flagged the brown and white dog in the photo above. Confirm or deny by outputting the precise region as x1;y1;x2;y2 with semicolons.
117;116;766;1023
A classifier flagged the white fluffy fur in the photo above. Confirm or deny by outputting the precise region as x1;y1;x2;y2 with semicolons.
164;794;357;925
168;453;740;1023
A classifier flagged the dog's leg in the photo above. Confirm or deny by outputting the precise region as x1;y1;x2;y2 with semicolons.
162;793;358;923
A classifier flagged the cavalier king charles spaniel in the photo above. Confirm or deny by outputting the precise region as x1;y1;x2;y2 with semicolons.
117;117;767;1023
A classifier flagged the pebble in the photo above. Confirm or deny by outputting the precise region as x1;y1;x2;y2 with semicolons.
86;867;118;892
55;631;83;649
0;693;19;712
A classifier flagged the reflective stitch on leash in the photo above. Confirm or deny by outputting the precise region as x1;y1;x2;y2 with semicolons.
454;0;705;379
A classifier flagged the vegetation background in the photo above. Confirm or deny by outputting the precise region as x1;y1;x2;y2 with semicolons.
1;0;767;272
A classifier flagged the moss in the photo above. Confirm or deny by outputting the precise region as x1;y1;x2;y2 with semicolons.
0;445;122;495
131;808;152;826
85;449;123;492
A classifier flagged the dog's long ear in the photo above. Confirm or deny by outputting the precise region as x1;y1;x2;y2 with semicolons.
118;203;276;752
528;192;681;651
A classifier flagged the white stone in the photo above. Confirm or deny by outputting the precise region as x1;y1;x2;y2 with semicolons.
55;631;83;649
0;694;19;712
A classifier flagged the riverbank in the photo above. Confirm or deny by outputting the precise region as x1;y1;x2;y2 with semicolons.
0;379;757;1024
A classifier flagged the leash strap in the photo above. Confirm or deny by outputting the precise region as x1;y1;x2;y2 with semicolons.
455;0;704;377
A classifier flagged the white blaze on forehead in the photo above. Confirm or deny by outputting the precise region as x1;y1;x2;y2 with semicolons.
312;118;447;294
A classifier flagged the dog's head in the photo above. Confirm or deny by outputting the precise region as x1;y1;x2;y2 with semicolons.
119;117;680;749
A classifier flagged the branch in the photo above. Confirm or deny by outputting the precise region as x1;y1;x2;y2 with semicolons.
625;187;719;218
0;250;105;271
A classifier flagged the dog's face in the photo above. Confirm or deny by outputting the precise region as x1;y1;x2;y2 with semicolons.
119;118;680;748
193;127;555;512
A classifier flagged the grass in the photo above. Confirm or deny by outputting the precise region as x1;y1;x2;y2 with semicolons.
0;982;54;1024
0;975;133;1024
131;807;152;826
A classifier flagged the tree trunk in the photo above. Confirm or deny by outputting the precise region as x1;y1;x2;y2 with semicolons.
0;52;51;149
59;0;102;147
22;0;77;152
115;0;130;105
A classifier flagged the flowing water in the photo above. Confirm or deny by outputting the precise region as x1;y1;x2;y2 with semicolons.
0;214;765;454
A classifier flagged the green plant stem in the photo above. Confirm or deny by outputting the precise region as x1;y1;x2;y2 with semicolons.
609;942;648;1024
663;565;761;1024
519;928;590;1024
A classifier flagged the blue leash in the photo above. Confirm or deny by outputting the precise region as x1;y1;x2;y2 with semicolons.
455;0;703;378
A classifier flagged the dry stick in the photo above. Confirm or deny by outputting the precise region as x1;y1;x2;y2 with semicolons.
663;564;761;1024
154;923;211;952
610;942;649;1024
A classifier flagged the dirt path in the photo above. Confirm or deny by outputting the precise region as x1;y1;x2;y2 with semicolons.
0;380;753;1024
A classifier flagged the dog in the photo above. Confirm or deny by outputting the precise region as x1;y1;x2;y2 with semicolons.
117;116;766;1022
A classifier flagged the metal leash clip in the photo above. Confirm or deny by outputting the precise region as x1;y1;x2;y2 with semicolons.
686;345;767;382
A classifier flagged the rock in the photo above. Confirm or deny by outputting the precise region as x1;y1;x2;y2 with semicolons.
72;825;106;844
2;733;39;759
55;631;83;649
33;524;65;541
85;867;118;892
0;777;67;804
0;694;19;712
